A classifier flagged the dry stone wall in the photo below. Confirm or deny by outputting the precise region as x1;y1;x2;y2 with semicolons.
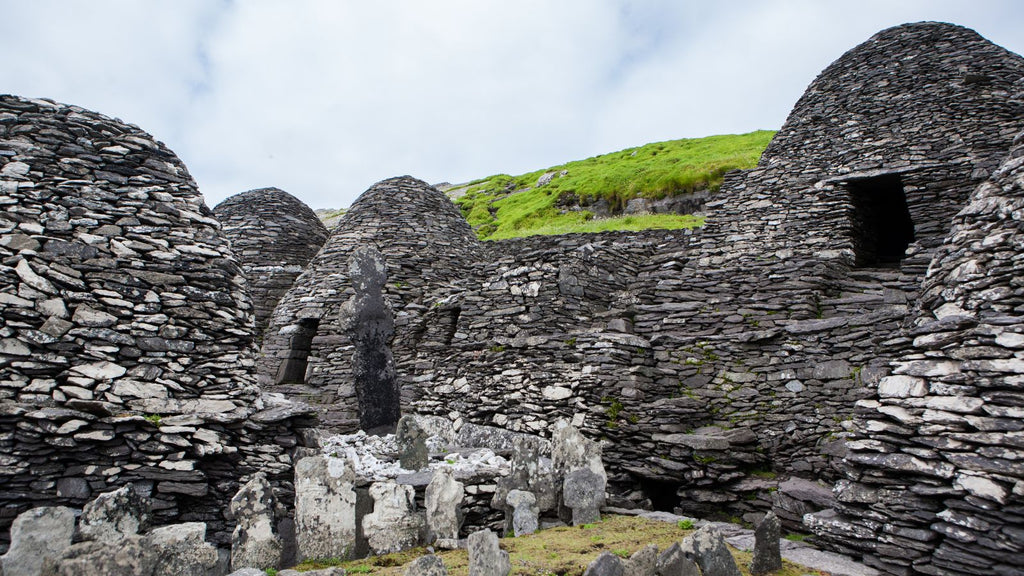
213;187;329;341
0;95;316;549
247;22;1023;575
808;131;1024;576
259;176;485;430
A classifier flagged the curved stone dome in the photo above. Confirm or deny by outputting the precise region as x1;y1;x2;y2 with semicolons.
213;187;329;339
259;176;485;430
707;22;1024;264
762;21;1024;174
0;95;256;409
0;95;312;546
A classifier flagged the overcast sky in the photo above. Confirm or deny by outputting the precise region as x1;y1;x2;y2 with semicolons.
3;1;1023;209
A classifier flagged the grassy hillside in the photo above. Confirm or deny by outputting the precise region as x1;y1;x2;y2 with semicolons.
449;130;774;240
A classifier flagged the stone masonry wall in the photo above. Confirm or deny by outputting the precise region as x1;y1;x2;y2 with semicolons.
0;95;316;549
251;23;1023;574
214;187;329;342
259;176;485;430
807;132;1024;576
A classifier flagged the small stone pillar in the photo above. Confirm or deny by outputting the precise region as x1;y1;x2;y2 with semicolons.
751;511;783;574
563;468;604;525
425;468;464;547
294;455;357;561
229;473;282;570
505;490;539;536
467;529;510;576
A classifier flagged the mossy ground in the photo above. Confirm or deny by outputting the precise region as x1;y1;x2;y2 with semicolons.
451;130;774;240
294;515;825;576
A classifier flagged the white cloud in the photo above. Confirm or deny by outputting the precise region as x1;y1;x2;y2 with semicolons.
1;0;1022;209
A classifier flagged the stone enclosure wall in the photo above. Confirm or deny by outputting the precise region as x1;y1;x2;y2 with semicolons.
2;20;1022;576
0;95;315;549
253;22;1024;576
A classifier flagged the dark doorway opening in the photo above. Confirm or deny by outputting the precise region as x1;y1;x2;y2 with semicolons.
847;174;915;267
276;318;319;384
638;478;682;512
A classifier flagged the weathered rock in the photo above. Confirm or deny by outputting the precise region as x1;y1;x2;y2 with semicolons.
425;468;464;543
295;456;357;561
505;490;538;537
397;415;429;470
403;554;449;576
680;526;742;576
229;472;282;570
552;421;606;523
563;468;604;526
78;485;151;543
655;542;700;576
750;511;782;574
40;534;156;576
1;507;76;576
146;522;219;576
363;481;424;555
584;551;625;576
467;529;509;576
344;245;400;433
622;544;658;576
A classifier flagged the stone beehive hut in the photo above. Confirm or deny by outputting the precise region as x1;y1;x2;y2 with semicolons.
808;131;1024;575
713;21;1024;265
213;187;329;340
0;95;314;548
250;24;1024;568
258;176;485;431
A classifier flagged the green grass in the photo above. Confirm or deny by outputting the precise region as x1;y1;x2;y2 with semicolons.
307;515;825;576
451;130;774;240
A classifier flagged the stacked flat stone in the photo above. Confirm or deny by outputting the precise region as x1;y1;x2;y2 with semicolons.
807;132;1024;575
213;187;329;341
259;176;485;430
242;23;1023;573
0;95;315;549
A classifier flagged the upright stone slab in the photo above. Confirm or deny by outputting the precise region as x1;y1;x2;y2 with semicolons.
680;526;742;576
362;481;424;555
78;485;151;543
562;468;604;525
750;511;782;574
656;542;700;576
624;544;658;576
403;554;449;576
294;455;357;561
397;415;429;470
229;472;282;570
552;420;606;523
492;435;557;528
425;468;464;545
505;490;539;536
343;246;400;433
467;529;510;576
584;551;625;576
1;506;76;576
145;522;220;576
